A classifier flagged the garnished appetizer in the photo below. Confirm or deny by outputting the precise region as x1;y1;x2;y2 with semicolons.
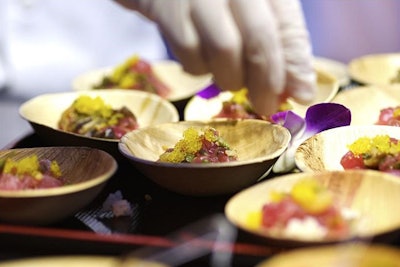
0;155;64;190
376;106;400;126
212;88;291;120
58;95;139;139
213;88;267;120
246;179;357;240
93;55;171;98
340;135;400;176
158;127;237;163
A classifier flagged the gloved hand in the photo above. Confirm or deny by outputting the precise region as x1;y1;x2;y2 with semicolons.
114;0;316;115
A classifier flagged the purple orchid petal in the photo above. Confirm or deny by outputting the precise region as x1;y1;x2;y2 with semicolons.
196;83;221;99
303;103;352;136
270;110;305;137
273;103;351;173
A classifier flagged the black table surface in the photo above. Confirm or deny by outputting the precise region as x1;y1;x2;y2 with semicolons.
2;88;400;267
0;133;294;267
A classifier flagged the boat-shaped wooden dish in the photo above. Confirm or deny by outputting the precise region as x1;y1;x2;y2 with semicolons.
257;243;400;267
0;255;168;267
225;170;400;246
313;56;349;87
72;59;212;104
19;90;179;158
0;147;117;225
119;120;290;196
295;125;400;172
332;84;400;125
184;68;339;119
348;53;400;85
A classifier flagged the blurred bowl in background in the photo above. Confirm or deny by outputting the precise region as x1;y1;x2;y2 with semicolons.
19;89;179;157
225;170;400;246
332;84;400;125
257;243;400;267
313;56;349;87
184;68;339;120
0;146;117;225
72;59;212;105
348;53;400;85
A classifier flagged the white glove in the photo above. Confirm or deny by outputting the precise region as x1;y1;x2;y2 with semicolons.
115;0;316;115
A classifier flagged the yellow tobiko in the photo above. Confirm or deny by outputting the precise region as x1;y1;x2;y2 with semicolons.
2;155;61;180
246;211;262;230
291;178;333;214
348;135;400;155
231;88;250;105
111;55;140;85
158;127;202;163
3;155;41;178
73;96;113;118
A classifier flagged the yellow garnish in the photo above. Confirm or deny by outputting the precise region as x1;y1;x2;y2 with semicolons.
3;155;40;176
2;155;62;180
119;72;138;88
111;55;140;85
231;88;250;105
73;95;113;119
278;100;293;111
291;178;333;214
107;113;124;126
269;191;286;203
158;127;202;163
392;107;400;118
50;161;62;178
347;135;400;155
158;126;234;163
204;127;218;142
246;211;262;230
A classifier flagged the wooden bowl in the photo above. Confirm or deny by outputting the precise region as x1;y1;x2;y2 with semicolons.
225;170;400;246
0;255;168;267
72;59;212;103
313;57;349;87
119;120;290;196
19;90;179;157
257;243;400;267
184;68;339;119
0;147;117;225
295;125;400;172
348;53;400;85
332;84;400;125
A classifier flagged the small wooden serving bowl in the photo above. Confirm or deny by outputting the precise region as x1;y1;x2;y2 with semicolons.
225;170;400;246
19;89;179;157
332;84;400;125
0;147;117;225
184;68;339;119
0;255;169;267
295;125;400;172
119;120;290;196
72;59;212;104
348;53;400;85
257;243;400;267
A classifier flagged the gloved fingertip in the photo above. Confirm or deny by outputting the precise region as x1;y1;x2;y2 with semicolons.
289;83;317;105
